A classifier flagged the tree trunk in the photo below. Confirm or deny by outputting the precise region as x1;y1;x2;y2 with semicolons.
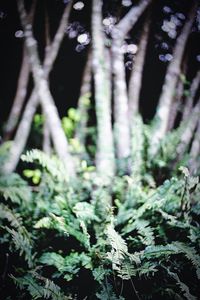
92;0;115;180
128;13;150;118
3;2;37;140
177;99;200;160
42;6;52;155
2;0;73;175
112;0;152;172
182;70;200;121
189;119;200;175
75;50;92;149
167;78;184;131
150;2;197;156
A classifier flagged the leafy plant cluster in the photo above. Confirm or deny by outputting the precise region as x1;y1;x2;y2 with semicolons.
0;147;200;300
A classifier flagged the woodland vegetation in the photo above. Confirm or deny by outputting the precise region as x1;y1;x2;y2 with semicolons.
0;0;200;299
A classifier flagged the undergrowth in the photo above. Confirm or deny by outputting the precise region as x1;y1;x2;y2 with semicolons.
0;148;200;299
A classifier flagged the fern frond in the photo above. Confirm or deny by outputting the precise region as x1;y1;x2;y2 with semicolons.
11;272;71;300
143;244;179;259
21;149;69;182
122;219;155;246
0;173;31;205
106;223;129;270
174;242;200;279
166;269;197;300
5;226;34;267
39;251;91;281
0;204;22;228
96;282;124;300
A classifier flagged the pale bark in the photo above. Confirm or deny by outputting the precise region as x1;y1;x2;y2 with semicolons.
92;0;115;180
182;70;200;121
128;14;150;118
150;2;197;156
43;120;51;155
177;100;200;160
2;0;73;175
190;119;200;159
3;2;37;140
167;78;184;131
74;50;92;148
42;7;51;154
189;119;200;174
112;0;152;169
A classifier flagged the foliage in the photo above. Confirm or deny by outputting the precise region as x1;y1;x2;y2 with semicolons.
0;148;200;299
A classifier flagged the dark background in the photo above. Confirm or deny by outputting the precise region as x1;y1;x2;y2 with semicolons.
0;0;199;130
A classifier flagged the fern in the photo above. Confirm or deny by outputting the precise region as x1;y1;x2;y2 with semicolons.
106;223;129;271
39;251;91;281
166;269;197;300
21;149;69;182
0;203;22;228
0;203;34;267
96;282;125;300
5;226;34;267
143;244;179;259
122;219;155;246
174;242;200;279
11;271;71;300
0;173;32;205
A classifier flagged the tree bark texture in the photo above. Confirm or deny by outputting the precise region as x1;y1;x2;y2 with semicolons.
2;0;74;175
150;2;197;156
177;100;200;159
75;50;92;148
3;2;37;140
112;0;152;169
92;0;115;180
128;13;150;118
182;70;200;121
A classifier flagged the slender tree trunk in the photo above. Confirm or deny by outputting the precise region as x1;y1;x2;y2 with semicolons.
17;0;75;175
167;78;184;131
92;0;115;180
3;2;37;140
182;70;200;121
2;0;73;175
190;119;200;159
189;119;200;174
42;6;52;154
150;2;197;156
128;13;150;118
111;0;152;172
74;50;92;149
177;100;200;160
3;47;29;141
